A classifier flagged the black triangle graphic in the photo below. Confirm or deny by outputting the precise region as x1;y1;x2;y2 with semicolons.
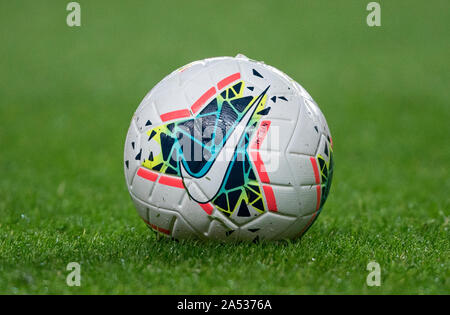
252;69;263;78
135;149;142;160
257;107;271;115
148;130;156;141
237;202;251;217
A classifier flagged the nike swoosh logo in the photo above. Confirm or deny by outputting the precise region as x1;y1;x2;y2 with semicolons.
180;86;270;203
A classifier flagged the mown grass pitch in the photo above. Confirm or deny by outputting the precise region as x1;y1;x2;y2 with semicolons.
0;0;448;294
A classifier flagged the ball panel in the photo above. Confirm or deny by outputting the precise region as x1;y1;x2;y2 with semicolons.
130;168;157;201
147;206;178;237
134;98;161;134
286;98;322;156
208;209;239;231
184;72;216;113
257;118;296;153
130;196;150;223
207;59;241;89
152;86;191;121
296;185;321;217
171;216;199;240
176;60;207;85
206;220;239;241
267;184;301;216
263;94;300;124
149;177;185;209
304;98;330;138
179;192;215;235
256;152;291;186
133;69;179;116
276;211;318;240
285;153;317;187
239;212;297;241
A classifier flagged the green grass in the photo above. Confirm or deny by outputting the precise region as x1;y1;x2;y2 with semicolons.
0;0;449;294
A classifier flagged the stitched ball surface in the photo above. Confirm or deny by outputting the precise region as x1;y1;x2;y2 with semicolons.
124;55;333;241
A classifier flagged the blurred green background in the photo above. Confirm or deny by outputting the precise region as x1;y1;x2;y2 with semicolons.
0;0;448;294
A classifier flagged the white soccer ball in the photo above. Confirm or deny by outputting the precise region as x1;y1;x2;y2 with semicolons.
124;55;333;241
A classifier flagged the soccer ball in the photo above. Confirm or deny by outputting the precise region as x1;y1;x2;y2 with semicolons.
124;54;333;241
